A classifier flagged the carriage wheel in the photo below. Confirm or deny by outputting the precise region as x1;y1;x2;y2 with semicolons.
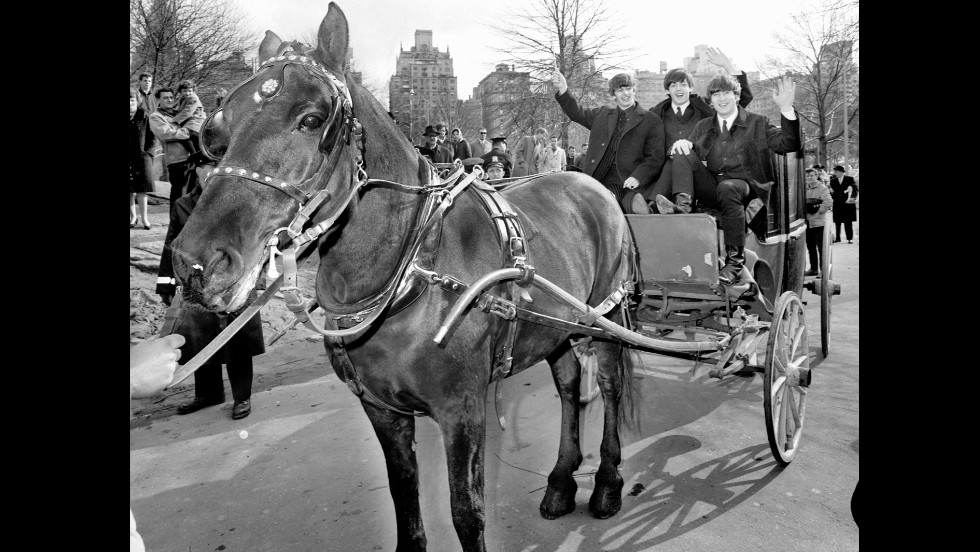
820;225;834;358
573;338;601;405
764;292;810;465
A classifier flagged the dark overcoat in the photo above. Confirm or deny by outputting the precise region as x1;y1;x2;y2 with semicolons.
157;192;265;363
688;106;802;237
555;91;666;187
830;175;858;223
129;107;157;193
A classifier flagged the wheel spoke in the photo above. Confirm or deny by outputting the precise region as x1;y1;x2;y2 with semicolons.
790;324;806;358
787;388;801;426
771;375;786;397
776;387;788;449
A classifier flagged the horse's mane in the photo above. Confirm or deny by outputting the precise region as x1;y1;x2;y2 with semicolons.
344;76;427;184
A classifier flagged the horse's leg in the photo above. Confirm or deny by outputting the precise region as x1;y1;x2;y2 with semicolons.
362;404;427;552
589;338;627;519
539;340;583;519
438;404;488;552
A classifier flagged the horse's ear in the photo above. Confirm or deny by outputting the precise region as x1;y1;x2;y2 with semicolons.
312;2;349;73
258;31;283;63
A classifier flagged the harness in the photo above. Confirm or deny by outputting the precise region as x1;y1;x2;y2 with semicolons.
192;51;638;419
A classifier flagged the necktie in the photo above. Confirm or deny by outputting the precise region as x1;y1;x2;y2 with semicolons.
676;106;683;118
722;120;729;139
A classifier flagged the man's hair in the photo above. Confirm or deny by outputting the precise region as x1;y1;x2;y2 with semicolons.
130;88;139;99
608;73;637;94
833;165;845;173
534;127;548;136
805;168;816;175
479;128;487;133
663;68;694;90
435;122;447;132
154;87;175;99
139;73;152;81
451;128;461;134
176;79;196;92
706;74;741;102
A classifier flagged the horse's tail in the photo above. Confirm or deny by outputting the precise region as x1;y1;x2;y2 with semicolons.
617;311;642;433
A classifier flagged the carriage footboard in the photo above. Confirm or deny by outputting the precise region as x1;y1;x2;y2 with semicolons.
433;268;729;353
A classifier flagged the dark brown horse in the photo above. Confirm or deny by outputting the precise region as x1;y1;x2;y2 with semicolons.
170;4;638;550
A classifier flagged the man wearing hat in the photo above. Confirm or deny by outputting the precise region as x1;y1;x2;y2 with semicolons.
552;68;665;211
485;160;506;180
417;125;454;164
480;135;513;177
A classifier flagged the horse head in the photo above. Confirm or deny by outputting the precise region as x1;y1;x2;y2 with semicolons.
171;2;370;313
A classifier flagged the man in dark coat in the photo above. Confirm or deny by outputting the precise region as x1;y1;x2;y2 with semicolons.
157;152;265;420
830;165;858;243
552;69;666;212
480;136;513;178
664;74;802;284
417;125;454;164
643;47;754;212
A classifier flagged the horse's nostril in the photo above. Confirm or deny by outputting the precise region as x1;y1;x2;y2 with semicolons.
204;247;244;284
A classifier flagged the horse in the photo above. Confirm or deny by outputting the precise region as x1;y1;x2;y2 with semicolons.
170;3;639;550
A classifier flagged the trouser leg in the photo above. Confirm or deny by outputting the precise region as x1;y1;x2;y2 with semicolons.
844;221;853;241
599;170;623;207
193;361;225;400
716;179;752;248
806;226;820;269
642;159;673;202
226;352;254;403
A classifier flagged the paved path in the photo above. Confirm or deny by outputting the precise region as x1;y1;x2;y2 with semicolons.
130;219;859;552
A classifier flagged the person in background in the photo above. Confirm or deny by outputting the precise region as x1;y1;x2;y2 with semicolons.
512;127;548;177
481;135;513;178
485;160;506;180
804;167;833;276
157;151;266;421
574;143;588;170
830;164;858;244
434;121;449;149
471;128;491;158
448;127;472;161
215;87;229;108
174;80;207;152
537;135;566;172
130;89;159;229
135;73;156;115
417;125;454;164
552;69;666;211
565;145;577;170
149;87;198;217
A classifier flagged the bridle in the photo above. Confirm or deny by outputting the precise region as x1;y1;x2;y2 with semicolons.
197;49;481;341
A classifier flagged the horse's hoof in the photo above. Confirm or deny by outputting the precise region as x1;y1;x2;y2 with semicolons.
539;480;577;520
589;478;624;519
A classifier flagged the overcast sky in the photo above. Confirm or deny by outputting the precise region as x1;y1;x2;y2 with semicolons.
231;0;810;100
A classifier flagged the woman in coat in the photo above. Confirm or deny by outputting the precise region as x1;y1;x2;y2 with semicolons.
830;165;858;243
130;89;158;229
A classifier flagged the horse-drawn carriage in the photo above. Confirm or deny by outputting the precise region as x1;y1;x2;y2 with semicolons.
164;3;841;549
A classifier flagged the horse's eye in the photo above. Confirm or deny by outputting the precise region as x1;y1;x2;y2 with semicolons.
302;115;323;129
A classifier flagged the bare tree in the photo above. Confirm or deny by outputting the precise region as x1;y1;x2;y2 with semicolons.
489;0;634;145
760;0;859;167
130;0;255;90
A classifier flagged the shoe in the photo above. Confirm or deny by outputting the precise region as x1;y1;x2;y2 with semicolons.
834;238;841;243
847;240;853;244
176;395;224;415
719;245;746;284
654;193;692;214
629;192;651;214
805;268;819;277
232;399;252;420
143;223;152;230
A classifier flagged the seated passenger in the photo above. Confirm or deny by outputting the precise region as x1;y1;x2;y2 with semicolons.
659;74;801;285
485;160;505;180
641;47;754;213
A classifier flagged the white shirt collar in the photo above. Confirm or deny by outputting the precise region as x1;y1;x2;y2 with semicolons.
717;109;738;132
671;100;690;115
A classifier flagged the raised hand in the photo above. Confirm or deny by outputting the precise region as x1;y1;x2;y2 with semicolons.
772;75;796;112
705;47;736;74
551;66;568;95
